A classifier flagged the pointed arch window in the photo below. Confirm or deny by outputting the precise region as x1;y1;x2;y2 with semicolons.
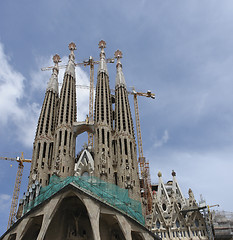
156;220;160;229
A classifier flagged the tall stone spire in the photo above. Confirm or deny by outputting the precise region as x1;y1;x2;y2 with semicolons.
53;42;77;178
29;54;60;187
94;40;114;183
114;50;140;201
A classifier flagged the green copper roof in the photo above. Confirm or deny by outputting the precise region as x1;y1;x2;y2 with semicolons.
24;175;145;225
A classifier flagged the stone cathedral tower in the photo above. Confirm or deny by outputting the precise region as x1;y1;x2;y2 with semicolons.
28;54;60;187
113;50;140;201
53;42;77;178
1;41;209;240
1;41;157;240
94;40;114;183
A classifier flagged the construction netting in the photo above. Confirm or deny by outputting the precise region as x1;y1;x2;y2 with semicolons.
23;175;145;225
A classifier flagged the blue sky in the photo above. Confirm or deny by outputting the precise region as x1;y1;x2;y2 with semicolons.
1;0;233;235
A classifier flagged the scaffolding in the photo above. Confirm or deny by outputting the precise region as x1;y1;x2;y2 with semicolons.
23;175;145;225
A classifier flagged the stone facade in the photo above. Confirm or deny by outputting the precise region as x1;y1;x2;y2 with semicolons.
1;41;211;240
147;172;209;240
1;184;156;240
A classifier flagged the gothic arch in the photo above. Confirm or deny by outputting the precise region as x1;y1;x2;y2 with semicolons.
100;213;126;240
131;231;144;240
7;234;16;240
44;193;94;240
21;215;43;240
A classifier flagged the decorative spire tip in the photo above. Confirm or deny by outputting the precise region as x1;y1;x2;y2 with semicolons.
114;49;122;59
172;170;176;177
53;54;61;64
68;42;77;51
158;171;162;177
98;40;106;49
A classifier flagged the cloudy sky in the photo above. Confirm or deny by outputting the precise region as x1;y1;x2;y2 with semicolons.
1;0;233;235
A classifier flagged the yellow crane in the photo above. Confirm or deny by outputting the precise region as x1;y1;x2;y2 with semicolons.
130;88;155;214
0;152;31;229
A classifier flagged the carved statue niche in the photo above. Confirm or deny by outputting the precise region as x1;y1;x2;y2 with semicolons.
66;212;88;240
100;151;107;176
124;163;133;189
53;155;61;176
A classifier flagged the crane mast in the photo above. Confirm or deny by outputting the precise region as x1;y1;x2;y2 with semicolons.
132;88;155;214
87;57;94;148
0;152;31;229
8;161;23;228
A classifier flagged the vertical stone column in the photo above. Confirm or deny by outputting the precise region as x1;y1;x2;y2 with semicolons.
116;214;132;240
35;197;61;240
83;198;101;240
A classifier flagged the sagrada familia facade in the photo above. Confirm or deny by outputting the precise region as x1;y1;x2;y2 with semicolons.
1;41;212;240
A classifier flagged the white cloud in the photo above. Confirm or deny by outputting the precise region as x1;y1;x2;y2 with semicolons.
0;43;40;148
0;194;11;211
154;129;169;148
0;45;90;148
0;43;25;125
76;66;90;121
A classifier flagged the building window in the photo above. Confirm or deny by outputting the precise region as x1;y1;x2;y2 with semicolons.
114;172;118;185
119;138;122;154
156;220;160;229
102;129;105;144
59;131;62;146
124;139;128;155
42;142;47;158
37;142;41;159
176;219;180;228
162;203;167;211
195;219;199;227
64;130;67;146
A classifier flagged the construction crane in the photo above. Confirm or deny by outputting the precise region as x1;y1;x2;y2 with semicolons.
42;55;114;148
0;152;31;229
130;88;155;215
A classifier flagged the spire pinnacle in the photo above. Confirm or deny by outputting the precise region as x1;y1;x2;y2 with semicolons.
172;170;176;177
66;42;76;77
98;40;106;50
98;40;108;74
115;49;126;87
47;54;61;93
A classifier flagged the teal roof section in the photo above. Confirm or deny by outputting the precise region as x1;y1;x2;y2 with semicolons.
23;175;145;225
